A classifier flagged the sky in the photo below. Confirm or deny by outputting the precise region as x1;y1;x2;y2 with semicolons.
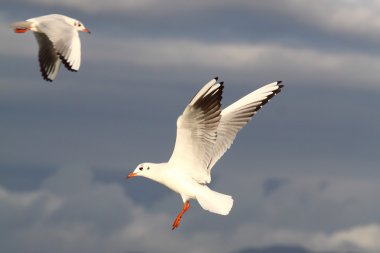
1;0;380;253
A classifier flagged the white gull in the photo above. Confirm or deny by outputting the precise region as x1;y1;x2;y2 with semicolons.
11;14;90;82
127;77;283;230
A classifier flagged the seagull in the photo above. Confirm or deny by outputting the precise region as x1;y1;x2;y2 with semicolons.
127;77;283;230
11;14;90;82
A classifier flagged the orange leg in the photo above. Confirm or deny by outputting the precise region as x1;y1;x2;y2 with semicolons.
172;201;190;230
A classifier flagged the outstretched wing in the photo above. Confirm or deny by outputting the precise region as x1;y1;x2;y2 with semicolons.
168;78;223;184
207;81;283;171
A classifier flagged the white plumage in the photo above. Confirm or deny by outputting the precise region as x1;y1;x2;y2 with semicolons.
127;77;283;230
11;14;90;82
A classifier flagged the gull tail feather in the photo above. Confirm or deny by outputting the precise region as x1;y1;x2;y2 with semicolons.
196;186;233;215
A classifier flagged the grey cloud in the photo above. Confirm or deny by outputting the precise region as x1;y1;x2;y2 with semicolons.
0;165;167;253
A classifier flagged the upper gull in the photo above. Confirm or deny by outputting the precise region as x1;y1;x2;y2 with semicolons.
11;14;90;82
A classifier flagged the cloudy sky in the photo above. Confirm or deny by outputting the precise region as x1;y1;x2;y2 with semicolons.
1;0;380;253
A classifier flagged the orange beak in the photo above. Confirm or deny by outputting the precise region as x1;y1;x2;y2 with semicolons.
126;172;138;179
83;28;91;34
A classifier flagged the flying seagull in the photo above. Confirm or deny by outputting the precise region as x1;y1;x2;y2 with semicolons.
11;14;90;82
127;77;283;230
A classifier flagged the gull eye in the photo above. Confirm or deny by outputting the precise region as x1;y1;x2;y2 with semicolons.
78;23;82;27
139;167;143;171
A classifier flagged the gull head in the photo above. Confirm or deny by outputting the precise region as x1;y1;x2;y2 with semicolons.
127;163;153;180
65;16;91;33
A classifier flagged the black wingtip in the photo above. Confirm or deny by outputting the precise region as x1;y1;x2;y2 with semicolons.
43;77;53;82
219;81;224;85
58;53;76;72
41;70;53;82
214;76;219;81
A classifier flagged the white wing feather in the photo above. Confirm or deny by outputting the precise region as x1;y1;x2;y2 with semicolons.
168;78;223;183
168;79;283;185
207;81;283;171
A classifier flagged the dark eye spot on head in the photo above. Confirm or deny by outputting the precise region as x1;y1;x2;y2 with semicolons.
147;167;150;170
139;167;143;171
79;23;82;27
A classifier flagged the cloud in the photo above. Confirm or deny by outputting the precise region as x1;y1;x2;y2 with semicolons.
84;35;380;90
326;224;380;252
207;168;380;234
232;223;380;253
273;0;380;42
0;165;179;253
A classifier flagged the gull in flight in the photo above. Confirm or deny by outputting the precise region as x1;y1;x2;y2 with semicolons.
11;14;90;82
127;77;283;230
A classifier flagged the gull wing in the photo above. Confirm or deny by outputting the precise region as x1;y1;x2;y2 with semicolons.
207;81;283;171
33;32;61;81
168;78;223;184
36;15;81;72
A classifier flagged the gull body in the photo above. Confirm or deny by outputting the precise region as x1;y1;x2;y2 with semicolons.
128;77;283;229
11;14;90;81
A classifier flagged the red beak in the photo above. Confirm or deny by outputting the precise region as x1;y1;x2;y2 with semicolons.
83;28;91;34
126;172;138;179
